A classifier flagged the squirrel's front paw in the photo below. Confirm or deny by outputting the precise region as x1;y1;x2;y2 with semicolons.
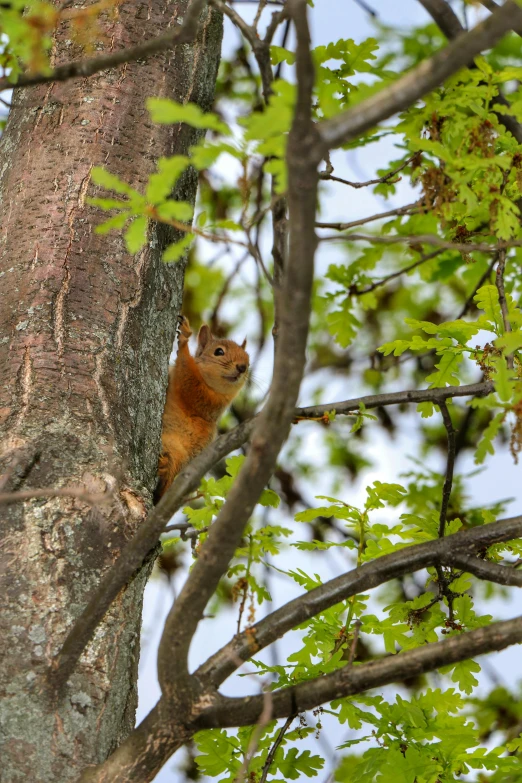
177;315;193;345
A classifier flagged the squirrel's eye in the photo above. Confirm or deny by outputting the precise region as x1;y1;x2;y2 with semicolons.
214;347;225;356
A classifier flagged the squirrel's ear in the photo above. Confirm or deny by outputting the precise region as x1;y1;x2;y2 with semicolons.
196;324;212;356
241;338;247;350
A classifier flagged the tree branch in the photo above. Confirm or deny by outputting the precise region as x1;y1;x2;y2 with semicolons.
417;0;465;39
259;714;296;783
0;0;209;93
450;553;522;585
195;515;522;689
201;614;522;727
352;248;444;297
293;380;493;420
437;400;456;538
317;1;522;151
318;154;418;190
319;232;522;254
51;381;493;687
315;202;421;231
155;0;322;704
50;417;256;691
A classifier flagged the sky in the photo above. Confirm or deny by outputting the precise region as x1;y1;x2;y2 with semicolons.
136;2;522;781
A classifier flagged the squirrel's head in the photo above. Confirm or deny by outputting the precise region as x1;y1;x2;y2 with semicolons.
195;324;250;397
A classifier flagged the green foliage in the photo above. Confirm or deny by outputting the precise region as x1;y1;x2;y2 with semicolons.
21;3;520;780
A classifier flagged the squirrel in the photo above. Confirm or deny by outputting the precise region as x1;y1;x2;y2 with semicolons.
156;315;249;500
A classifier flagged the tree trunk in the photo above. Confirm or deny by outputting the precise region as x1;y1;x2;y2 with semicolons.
0;3;222;780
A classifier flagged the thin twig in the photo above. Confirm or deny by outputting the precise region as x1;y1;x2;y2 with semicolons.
259;714;297;783
155;0;321;702
233;677;273;783
319;155;417;190
436;400;457;622
495;249;513;363
315;202;421;232
352;0;378;16
456;257;496;318
253;0;268;30
347;619;362;666
319;231;522;254
353;248;444;296
437;401;456;539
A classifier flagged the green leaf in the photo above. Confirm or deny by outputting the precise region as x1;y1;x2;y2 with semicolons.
270;45;296;66
492;356;515;402
94;212;129;235
417;401;435;418
259;488;281;508
496;330;522;354
506;735;522;753
275;748;324;779
365;481;406;511
449;659;481;694
425;352;462;388
91;166;140;197
87;197;131;211
327;305;361;348
145;155;190;204
474;285;504;335
226;455;245;478
194;730;240;777
475;411;504;464
162;233;194;262
147;97;230;134
124;216;148;253
155;200;194;222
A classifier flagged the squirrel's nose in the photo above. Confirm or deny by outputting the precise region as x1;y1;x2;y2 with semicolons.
236;364;247;374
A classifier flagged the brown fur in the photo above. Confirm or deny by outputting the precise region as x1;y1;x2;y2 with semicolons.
156;317;249;499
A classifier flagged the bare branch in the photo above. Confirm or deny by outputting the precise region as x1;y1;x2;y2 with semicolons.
319;231;522;254
0;0;209;93
202;614;522;727
315;202;421;232
294;380;493;420
450;554;522;586
437;401;456;539
195;515;522;689
352;249;444;297
318;155;418;189
496;249;513;352
259;714;296;783
347;619;362;666
233;687;273;783
317;1;522;151
417;0;464;39
265;8;290;47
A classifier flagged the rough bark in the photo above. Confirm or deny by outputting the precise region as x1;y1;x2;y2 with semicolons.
0;2;222;781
